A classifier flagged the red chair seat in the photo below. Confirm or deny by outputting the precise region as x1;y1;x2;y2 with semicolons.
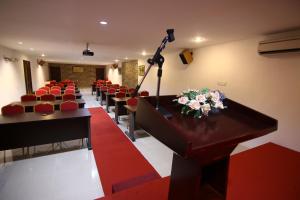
127;97;138;106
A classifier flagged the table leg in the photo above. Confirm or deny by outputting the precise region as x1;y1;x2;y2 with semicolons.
87;117;92;150
106;95;109;112
114;102;119;124
125;112;135;142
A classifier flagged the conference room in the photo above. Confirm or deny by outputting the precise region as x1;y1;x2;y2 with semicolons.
0;1;299;200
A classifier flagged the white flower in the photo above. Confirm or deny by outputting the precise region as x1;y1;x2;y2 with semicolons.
188;100;201;110
196;94;206;103
178;96;189;105
201;103;211;116
214;101;224;109
210;91;220;102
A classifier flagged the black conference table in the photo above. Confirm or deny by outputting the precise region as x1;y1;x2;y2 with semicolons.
0;108;92;151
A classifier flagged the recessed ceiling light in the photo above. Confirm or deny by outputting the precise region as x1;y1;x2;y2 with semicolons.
115;59;119;62
193;36;206;43
18;41;23;45
99;21;108;25
41;53;45;57
142;51;147;56
124;57;128;60
29;48;34;51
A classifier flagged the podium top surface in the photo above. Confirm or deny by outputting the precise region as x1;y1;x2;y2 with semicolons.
136;95;277;158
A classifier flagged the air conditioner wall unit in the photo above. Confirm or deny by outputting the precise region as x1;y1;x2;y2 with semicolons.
258;35;300;54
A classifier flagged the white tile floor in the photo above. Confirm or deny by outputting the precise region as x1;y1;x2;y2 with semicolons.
0;87;248;200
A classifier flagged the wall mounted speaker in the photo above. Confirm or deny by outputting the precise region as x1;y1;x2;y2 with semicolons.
37;59;46;66
179;50;193;64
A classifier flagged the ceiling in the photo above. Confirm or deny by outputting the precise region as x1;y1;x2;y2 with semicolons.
0;0;299;65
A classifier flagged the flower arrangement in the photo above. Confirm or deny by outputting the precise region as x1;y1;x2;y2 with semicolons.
174;88;226;118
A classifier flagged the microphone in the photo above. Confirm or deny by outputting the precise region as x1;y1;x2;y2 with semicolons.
167;29;175;42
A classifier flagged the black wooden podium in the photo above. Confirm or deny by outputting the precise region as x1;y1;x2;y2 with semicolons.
136;95;277;200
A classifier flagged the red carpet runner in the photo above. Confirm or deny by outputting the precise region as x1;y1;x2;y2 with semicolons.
90;108;300;200
89;107;160;196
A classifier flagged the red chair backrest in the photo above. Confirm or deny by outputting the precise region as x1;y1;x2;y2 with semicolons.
111;84;120;89
67;83;75;86
126;98;138;106
108;88;116;94
40;86;50;92
60;101;78;112
115;92;126;98
50;89;61;96
140;91;149;97
119;88;127;93
34;103;54;114
128;88;136;94
21;94;36;102
100;86;108;91
1;104;25;115
35;89;48;97
41;94;56;101
51;86;61;90
57;83;64;88
62;94;76;101
119;86;127;89
50;80;56;84
66;86;75;90
106;81;112;84
64;89;75;94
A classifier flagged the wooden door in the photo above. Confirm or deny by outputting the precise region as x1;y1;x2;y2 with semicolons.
49;66;61;82
23;60;33;94
96;67;105;80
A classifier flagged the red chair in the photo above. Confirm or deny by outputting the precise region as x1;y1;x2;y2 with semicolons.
60;101;78;112
35;89;48;97
119;88;127;93
21;94;36;102
108;88;116;94
67;82;75;86
126;97;138;106
128;88;136;95
66;86;75;90
1;104;25;115
50;89;61;96
140;90;149;97
115;92;126;98
34;103;54;114
120;86;127;89
64;89;75;94
40;94;56;101
106;80;112;84
100;86;108;92
62;94;76;101
57;83;65;88
111;84;120;89
50;80;56;85
40;86;50;92
51;86;61;90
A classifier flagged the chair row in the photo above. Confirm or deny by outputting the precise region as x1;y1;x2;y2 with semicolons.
1;101;79;115
21;94;77;102
35;88;76;97
104;87;149;97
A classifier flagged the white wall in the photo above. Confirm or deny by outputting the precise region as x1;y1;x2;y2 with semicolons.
139;37;300;151
0;45;49;109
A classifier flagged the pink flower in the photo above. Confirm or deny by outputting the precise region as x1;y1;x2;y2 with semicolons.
196;94;206;103
178;96;188;105
188;100;201;110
